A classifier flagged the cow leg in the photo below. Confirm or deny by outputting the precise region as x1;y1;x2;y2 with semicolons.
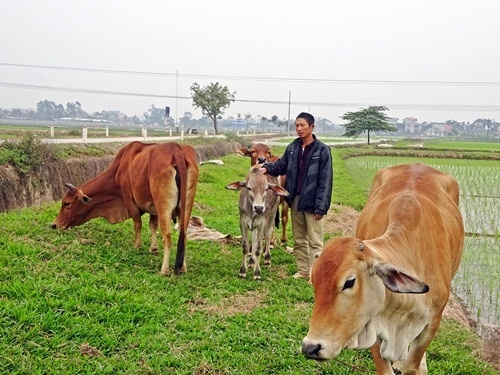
149;215;159;253
281;201;289;244
370;340;395;375
248;244;255;268
252;228;263;281
397;319;438;374
132;215;142;249
263;223;274;266
158;219;173;276
239;219;250;278
157;200;177;276
392;353;427;375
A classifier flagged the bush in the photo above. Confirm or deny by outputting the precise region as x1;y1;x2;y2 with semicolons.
0;132;56;174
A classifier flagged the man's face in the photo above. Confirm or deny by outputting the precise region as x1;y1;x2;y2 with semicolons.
295;117;314;139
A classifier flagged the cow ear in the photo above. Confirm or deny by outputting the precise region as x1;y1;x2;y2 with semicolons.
65;183;76;194
268;183;289;197
80;195;93;204
225;181;245;190
235;147;250;157
374;262;429;294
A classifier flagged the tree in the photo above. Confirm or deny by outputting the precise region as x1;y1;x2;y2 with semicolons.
36;100;65;120
190;82;235;134
65;101;87;119
340;106;397;144
143;104;165;127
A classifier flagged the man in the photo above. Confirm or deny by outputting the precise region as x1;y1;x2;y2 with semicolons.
261;112;333;279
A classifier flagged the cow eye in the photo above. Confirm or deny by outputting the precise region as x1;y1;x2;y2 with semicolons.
63;202;70;207
342;277;356;291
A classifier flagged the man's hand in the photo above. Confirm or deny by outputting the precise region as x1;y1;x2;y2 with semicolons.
260;167;268;174
314;213;323;220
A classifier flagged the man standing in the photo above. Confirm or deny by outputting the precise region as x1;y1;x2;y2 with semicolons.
261;112;333;279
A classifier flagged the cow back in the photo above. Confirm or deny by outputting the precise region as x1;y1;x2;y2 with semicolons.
356;163;464;279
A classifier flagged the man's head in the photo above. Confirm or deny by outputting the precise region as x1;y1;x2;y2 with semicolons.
296;112;315;126
295;112;315;142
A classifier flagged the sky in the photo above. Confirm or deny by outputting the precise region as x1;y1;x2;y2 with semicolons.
1;0;500;125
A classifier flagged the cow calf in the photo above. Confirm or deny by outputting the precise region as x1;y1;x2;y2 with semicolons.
226;164;289;280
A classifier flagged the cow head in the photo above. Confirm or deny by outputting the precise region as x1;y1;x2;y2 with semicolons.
225;165;288;214
51;183;93;229
302;237;429;361
236;143;273;165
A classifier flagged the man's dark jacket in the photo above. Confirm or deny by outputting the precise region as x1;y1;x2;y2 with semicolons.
263;135;333;215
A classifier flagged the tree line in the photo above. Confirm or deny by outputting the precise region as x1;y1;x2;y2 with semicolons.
1;81;498;141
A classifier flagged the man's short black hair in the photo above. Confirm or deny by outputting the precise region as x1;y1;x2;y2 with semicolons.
296;112;315;126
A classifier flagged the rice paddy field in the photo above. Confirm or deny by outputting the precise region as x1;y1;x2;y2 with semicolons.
345;156;500;325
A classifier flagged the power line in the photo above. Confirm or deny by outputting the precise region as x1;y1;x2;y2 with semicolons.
1;81;500;112
2;62;500;86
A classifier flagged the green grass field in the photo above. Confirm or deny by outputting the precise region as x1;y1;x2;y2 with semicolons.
0;148;498;374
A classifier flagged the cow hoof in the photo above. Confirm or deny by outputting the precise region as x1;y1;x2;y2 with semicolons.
238;273;247;278
149;247;159;254
160;270;170;277
264;260;271;266
253;276;262;281
174;268;186;276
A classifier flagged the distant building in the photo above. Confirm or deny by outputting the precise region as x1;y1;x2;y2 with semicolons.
403;117;418;133
426;122;449;137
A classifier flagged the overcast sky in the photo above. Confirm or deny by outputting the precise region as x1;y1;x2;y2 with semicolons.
1;0;499;124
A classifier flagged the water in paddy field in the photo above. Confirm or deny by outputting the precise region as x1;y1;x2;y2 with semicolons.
455;193;499;326
453;235;499;326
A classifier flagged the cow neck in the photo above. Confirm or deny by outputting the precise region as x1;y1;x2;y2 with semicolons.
81;162;123;203
364;234;416;268
81;164;129;224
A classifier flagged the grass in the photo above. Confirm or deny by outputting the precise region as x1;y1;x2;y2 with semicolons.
0;150;498;374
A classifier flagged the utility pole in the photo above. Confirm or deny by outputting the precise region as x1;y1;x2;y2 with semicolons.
287;91;291;135
175;70;179;134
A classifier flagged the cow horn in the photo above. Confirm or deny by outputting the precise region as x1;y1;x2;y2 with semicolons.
65;183;76;194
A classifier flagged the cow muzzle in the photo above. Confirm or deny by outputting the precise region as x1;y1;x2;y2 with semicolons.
51;222;69;230
302;336;339;361
302;342;324;360
253;205;264;214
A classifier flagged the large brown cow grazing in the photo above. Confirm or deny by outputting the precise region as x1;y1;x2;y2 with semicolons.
225;164;289;280
52;141;198;276
236;143;289;244
302;163;464;375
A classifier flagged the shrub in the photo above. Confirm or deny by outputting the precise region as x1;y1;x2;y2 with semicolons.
0;132;56;174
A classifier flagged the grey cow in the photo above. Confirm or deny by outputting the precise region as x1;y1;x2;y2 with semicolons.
226;164;289;280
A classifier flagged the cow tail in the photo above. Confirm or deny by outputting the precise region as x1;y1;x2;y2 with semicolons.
174;150;188;274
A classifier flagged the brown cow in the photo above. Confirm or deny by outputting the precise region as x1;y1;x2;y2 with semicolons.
52;141;198;276
236;143;289;244
225;164;289;280
302;163;464;375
